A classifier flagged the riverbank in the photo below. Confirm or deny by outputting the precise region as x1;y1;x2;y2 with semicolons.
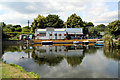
1;61;39;78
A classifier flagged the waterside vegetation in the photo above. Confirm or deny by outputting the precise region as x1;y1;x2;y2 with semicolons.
2;62;40;78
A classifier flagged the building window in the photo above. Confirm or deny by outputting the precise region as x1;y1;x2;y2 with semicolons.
59;34;61;36
39;33;46;36
49;34;52;36
55;34;57;36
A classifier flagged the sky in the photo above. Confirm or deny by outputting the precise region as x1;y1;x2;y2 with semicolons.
0;0;119;27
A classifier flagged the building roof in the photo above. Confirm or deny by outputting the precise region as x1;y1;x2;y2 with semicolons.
36;28;83;34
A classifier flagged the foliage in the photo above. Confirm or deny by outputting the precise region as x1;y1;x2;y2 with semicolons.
86;22;94;27
2;24;21;32
45;14;64;28
88;27;97;36
95;24;107;35
66;13;83;28
3;27;12;32
31;14;46;32
22;26;30;32
103;34;114;47
107;20;120;38
15;26;22;32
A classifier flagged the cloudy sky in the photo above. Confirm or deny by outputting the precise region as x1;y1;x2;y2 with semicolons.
0;0;119;27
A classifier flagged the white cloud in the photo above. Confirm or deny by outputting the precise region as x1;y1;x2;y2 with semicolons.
0;0;118;27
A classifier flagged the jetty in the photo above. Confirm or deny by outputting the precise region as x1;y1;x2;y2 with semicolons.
3;39;103;45
32;39;102;44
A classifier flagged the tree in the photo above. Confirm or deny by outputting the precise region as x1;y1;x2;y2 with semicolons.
88;27;98;36
107;20;120;37
22;26;30;32
31;14;46;32
45;14;64;28
66;13;83;28
15;27;22;32
86;22;94;27
3;28;12;32
95;24;107;36
2;24;13;32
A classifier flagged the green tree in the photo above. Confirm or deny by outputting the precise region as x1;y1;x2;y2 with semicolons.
45;14;64;28
31;14;46;32
95;24;107;36
66;13;83;28
3;28;12;32
86;22;94;27
22;26;30;32
15;27;22;32
107;20;120;37
88;27;98;36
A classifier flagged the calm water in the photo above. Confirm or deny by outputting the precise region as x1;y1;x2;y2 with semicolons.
2;44;120;78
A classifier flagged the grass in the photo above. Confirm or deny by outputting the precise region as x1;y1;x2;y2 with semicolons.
1;62;40;78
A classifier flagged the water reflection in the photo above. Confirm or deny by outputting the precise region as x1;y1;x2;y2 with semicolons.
103;47;120;61
32;44;85;67
2;44;119;78
2;44;98;67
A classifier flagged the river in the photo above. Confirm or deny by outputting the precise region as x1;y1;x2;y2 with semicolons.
2;44;120;78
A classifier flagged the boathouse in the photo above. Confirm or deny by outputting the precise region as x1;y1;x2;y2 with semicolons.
66;28;83;39
35;28;66;40
35;28;83;40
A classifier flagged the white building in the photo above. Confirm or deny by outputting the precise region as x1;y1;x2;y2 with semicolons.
35;28;83;40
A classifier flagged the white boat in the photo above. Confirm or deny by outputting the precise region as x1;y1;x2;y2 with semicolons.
73;41;79;44
95;40;104;46
83;40;89;45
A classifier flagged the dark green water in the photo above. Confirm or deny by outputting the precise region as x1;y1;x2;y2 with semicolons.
2;44;120;78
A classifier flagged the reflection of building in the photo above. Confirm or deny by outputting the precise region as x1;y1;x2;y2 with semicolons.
34;45;83;57
32;45;85;67
35;28;83;40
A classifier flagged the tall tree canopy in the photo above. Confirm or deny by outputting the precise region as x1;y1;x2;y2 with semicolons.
31;14;46;32
86;22;94;27
45;14;64;28
96;24;107;32
107;20;120;37
66;13;83;28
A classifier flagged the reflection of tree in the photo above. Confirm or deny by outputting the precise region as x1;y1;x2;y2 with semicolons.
32;51;63;66
83;46;101;55
103;47;120;61
3;45;21;52
45;56;63;66
66;53;85;67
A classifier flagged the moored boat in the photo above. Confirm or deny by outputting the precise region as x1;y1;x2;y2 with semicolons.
83;40;89;45
95;40;104;46
73;41;79;44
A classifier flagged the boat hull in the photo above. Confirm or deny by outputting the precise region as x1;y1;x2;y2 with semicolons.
41;41;53;45
95;43;104;46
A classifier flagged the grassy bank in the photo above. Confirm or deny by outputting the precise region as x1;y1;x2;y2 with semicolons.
1;62;39;78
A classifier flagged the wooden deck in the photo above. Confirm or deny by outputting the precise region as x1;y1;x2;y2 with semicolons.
33;39;101;44
33;43;95;47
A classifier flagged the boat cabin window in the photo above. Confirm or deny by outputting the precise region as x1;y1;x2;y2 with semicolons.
39;33;46;36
